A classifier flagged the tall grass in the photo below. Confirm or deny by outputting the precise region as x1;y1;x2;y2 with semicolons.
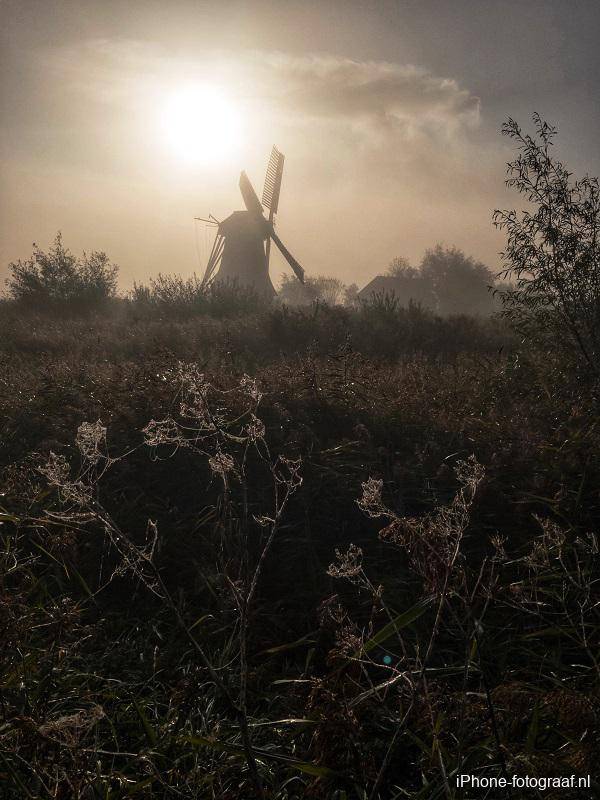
0;301;598;798
129;275;272;319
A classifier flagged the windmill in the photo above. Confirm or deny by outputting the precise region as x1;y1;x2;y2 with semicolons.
199;146;305;296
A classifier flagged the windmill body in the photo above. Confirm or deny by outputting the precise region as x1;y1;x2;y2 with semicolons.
216;211;275;296
200;146;305;295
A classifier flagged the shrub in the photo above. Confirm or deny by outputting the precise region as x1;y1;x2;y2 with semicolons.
420;244;496;315
278;273;346;306
129;274;271;318
494;114;600;373
6;232;118;309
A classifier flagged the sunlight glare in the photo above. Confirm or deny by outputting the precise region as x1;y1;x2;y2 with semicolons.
161;85;241;165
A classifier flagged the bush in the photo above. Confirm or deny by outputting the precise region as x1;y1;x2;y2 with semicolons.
129;274;271;318
360;249;498;315
6;232;118;310
420;244;496;315
278;273;346;306
494;114;600;373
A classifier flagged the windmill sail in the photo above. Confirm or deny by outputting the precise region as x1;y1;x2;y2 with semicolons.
201;231;225;287
270;229;305;283
262;146;285;214
239;171;263;218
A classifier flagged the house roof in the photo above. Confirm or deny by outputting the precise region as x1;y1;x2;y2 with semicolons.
358;275;431;303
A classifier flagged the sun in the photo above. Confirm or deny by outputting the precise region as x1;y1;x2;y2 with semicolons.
161;85;241;165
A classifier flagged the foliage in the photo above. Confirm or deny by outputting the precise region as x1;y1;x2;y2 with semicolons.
420;244;496;315
385;256;418;279
363;249;498;315
343;282;360;308
6;232;118;309
494;114;600;373
278;274;346;306
130;274;271;318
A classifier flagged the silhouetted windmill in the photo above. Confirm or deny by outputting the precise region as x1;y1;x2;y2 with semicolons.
199;146;305;296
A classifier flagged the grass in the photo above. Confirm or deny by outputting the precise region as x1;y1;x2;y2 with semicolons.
0;296;598;799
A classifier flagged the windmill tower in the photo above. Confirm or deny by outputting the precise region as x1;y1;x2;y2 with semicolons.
200;146;305;295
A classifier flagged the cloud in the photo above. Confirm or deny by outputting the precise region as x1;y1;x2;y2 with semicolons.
253;52;480;133
43;40;480;140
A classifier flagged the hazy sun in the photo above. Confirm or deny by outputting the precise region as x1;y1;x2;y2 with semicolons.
161;85;241;165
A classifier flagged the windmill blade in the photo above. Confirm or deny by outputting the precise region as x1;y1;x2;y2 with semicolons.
201;232;225;287
262;146;285;215
239;171;264;218
269;229;305;283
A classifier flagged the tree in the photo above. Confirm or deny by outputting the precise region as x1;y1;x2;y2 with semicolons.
6;233;119;308
343;282;360;308
313;276;345;305
278;274;317;306
420;245;495;316
278;274;346;306
76;250;119;304
386;256;418;279
493;114;600;372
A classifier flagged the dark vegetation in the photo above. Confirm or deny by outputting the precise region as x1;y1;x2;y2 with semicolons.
6;233;118;311
277;246;502;316
357;247;503;317
1;117;599;799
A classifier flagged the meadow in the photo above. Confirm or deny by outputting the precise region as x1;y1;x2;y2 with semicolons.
1;285;599;799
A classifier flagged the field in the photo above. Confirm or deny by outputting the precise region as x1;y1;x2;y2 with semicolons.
1;295;598;799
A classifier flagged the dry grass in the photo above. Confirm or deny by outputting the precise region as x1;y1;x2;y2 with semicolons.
0;300;598;798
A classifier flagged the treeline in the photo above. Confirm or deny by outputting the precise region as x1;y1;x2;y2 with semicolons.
279;245;506;316
3;235;501;317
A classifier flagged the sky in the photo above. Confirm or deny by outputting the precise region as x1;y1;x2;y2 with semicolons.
1;0;599;289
